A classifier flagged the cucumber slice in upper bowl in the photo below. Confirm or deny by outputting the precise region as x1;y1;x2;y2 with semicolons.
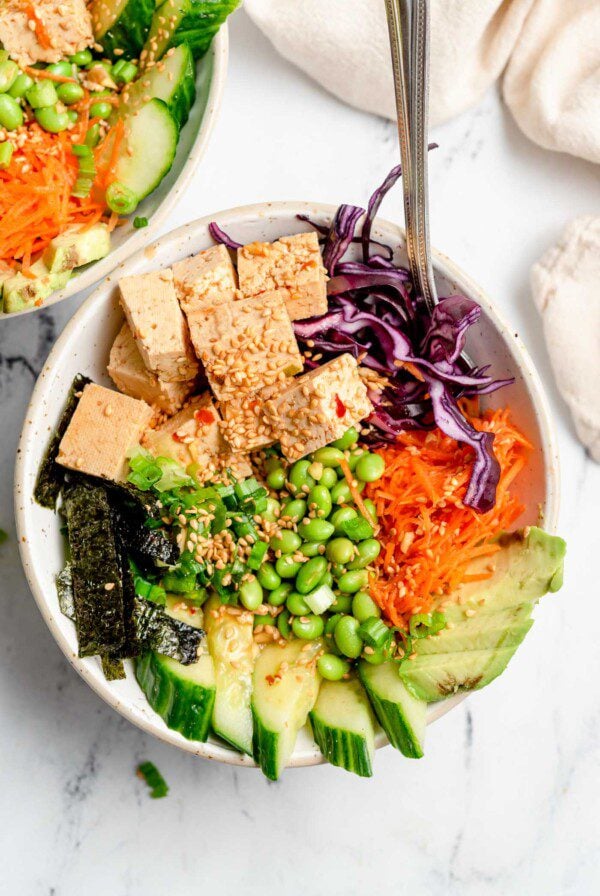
90;0;155;60
142;0;240;67
110;99;179;212
119;44;196;130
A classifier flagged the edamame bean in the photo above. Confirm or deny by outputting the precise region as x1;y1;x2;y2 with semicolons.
332;427;359;450
8;72;33;98
288;459;316;494
345;448;364;472
0;94;23;130
239;577;263;611
331;593;353;613
66;109;78;123
317;653;350;681
70;49;93;67
295;556;327;594
337;569;370;593
253;613;277;627
89;100;112;119
269;582;293;607
331;480;352;505
297;518;334;542
312;446;345;467
56;81;85;105
277;608;292;639
281;498;307;523
26;79;58;108
320;571;333;589
351;590;382;622
0;60;19;93
330;506;357;534
266;464;286;490
34;106;70;133
320;467;337;489
270;529;301;555
356;452;385;483
292;614;324;640
362;498;378;522
85;122;101;147
262;497;281;522
326;537;354;565
46;61;74;78
307;484;332;518
334;615;363;658
330;563;346;579
325;614;343;635
347;539;381;570
286;592;311;616
300;541;322;558
276;554;303;579
257;562;281;592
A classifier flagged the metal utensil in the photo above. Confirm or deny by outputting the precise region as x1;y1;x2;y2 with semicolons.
385;0;438;313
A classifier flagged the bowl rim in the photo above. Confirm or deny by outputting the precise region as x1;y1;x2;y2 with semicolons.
2;27;229;320
14;201;561;769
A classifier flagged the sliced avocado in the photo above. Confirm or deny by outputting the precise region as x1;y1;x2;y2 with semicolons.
415;604;533;655
3;260;71;314
400;646;518;702
43;223;111;275
443;527;566;625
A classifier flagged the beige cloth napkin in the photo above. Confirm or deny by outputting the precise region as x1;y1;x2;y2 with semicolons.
245;0;600;163
531;218;600;461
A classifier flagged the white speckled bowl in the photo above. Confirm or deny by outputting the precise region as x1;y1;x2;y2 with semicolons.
15;204;560;770
3;28;228;319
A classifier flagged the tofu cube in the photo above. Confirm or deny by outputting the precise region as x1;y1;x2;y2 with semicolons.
265;354;373;461
237;232;328;321
107;323;195;414
187;292;303;401
172;245;238;315
118;268;198;383
143;395;252;484
219;382;284;452
57;384;152;482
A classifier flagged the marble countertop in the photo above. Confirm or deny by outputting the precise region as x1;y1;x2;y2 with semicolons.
1;12;599;896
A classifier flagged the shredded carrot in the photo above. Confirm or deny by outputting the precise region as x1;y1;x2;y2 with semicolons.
339;457;378;530
23;65;76;85
26;5;52;50
366;404;528;628
0;123;116;269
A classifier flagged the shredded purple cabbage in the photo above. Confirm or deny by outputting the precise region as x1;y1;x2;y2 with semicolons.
209;165;513;512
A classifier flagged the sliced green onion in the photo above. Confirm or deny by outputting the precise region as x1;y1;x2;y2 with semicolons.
247;540;268;571
409;611;447;639
161;572;197;593
71;177;94;198
85;123;101;147
137;762;168;799
134;575;166;605
71;143;93;158
0;141;14;169
358;616;393;649
133;216;148;228
106;181;137;215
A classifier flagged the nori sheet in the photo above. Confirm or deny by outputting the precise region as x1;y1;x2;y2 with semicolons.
101;656;126;680
34;373;92;509
56;564;75;621
63;479;126;658
132;597;203;665
111;503;178;570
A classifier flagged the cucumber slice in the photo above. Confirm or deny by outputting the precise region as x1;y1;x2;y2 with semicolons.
252;639;322;780
309;677;377;777
110;99;178;210
90;0;155;59
119;43;196;130
142;0;239;67
359;660;426;758
204;599;254;755
135;650;216;741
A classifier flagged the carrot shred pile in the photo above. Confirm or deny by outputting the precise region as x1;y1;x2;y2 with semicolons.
0;120;121;270
366;404;531;628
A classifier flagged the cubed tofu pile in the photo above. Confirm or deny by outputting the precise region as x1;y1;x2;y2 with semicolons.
56;232;373;486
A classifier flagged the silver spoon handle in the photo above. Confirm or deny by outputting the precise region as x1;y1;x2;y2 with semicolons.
385;0;438;312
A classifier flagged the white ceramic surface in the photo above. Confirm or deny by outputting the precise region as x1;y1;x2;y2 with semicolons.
2;29;228;319
14;203;560;770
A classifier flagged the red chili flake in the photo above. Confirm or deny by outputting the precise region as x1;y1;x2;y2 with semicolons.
265;674;276;686
194;408;214;425
335;394;347;418
172;431;185;443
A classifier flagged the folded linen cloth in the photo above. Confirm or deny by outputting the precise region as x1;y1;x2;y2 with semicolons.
531;217;600;460
245;0;600;163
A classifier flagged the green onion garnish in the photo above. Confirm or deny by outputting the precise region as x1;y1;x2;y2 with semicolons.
106;181;137;215
409;611;446;638
133;216;148;228
247;540;268;570
358;616;393;649
137;761;168;799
